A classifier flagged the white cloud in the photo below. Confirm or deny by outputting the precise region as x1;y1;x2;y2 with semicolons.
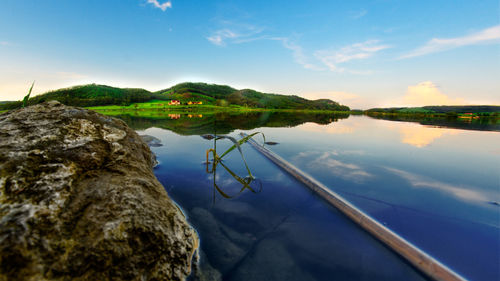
401;25;500;59
0;41;11;46
314;40;390;72
146;0;172;11
402;81;466;106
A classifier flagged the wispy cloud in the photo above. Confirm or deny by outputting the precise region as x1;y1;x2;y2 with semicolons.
0;41;11;46
207;24;264;46
207;29;239;46
350;9;367;19
271;38;324;70
385;167;489;203
314;40;391;72
401;25;500;59
146;0;172;11
206;22;387;74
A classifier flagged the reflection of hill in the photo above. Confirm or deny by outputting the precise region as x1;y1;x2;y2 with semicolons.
367;115;500;132
114;112;350;135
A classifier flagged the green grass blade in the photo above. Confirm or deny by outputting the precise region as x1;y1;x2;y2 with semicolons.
219;132;264;158
22;81;35;108
216;132;265;177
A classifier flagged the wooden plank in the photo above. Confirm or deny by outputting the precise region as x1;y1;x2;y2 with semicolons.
242;133;467;281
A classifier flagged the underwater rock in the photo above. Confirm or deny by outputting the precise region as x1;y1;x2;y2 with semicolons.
140;135;163;147
0;101;198;281
190;250;222;281
227;239;315;281
189;208;246;274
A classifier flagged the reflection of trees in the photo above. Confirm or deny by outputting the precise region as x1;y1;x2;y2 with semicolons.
114;111;350;135
366;114;500;132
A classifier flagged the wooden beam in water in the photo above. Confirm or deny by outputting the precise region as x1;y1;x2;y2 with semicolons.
242;133;466;281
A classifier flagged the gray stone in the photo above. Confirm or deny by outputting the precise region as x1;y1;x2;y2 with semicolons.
0;101;199;281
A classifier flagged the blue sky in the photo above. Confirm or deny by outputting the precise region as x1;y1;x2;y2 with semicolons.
1;0;499;108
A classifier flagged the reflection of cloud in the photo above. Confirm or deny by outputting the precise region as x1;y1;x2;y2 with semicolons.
401;25;500;58
295;149;366;161
298;122;354;134
309;152;371;183
402;81;466;106
399;125;459;148
385;167;488;202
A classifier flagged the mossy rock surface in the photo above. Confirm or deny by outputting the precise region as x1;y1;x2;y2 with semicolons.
0;101;198;281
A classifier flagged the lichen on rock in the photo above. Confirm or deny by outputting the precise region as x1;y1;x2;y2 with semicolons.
0;101;199;281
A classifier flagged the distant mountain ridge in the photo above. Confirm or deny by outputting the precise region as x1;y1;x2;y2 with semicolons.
0;82;350;111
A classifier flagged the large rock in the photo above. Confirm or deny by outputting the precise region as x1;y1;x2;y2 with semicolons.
0;101;199;281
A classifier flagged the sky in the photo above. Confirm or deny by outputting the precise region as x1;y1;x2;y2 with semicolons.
0;0;499;109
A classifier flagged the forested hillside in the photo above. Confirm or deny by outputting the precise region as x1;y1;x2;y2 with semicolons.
157;82;350;110
0;82;350;111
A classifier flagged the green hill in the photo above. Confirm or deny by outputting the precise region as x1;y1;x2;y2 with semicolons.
156;82;350;110
366;105;500;114
1;82;350;111
0;84;162;110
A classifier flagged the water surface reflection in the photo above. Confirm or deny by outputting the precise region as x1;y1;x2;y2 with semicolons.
118;112;499;281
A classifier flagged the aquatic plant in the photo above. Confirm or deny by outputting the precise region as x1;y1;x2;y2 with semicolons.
205;132;265;200
205;132;265;178
22;81;35;108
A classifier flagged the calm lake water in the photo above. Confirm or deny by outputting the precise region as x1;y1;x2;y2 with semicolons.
118;112;499;281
